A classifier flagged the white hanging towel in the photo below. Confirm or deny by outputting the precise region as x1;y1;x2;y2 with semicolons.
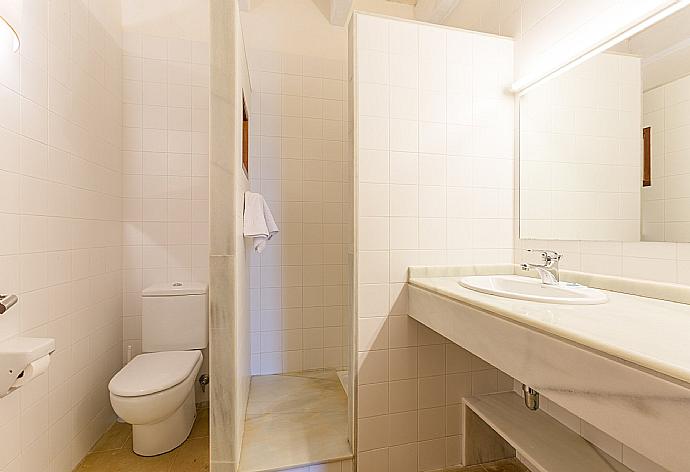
243;191;279;253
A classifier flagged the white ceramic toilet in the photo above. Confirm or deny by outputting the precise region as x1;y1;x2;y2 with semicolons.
108;282;208;456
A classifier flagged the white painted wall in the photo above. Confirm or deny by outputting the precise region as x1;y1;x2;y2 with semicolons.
0;1;123;470
120;0;210;42
354;0;415;19
240;0;347;62
444;0;521;37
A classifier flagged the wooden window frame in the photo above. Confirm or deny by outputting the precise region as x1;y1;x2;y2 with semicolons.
643;126;651;187
242;93;249;177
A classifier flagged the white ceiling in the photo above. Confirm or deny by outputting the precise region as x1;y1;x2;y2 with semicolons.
611;5;690;59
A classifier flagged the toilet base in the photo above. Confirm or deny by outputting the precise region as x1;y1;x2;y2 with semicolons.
132;387;197;456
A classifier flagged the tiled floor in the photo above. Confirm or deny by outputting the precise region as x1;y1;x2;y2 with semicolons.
238;370;352;472
449;458;531;472
74;407;209;471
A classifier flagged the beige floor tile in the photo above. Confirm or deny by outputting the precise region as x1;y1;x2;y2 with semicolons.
445;459;530;472
246;372;347;415
75;446;176;472
89;422;132;453
239;370;352;472
170;437;210;472
286;370;339;381
445;458;531;472
481;458;531;472
190;408;210;439
75;411;209;472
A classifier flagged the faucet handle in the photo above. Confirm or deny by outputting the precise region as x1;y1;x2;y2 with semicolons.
526;249;562;262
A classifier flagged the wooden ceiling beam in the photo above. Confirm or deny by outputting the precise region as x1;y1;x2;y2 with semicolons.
414;0;462;24
330;0;354;26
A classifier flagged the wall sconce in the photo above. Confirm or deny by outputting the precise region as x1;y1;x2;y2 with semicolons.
0;15;20;52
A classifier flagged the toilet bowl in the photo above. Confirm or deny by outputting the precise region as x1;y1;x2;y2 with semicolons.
109;350;203;456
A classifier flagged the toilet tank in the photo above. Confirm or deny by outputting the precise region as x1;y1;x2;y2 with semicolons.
141;282;208;353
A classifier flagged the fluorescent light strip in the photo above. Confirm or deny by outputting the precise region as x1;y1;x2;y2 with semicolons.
0;15;20;53
511;0;690;95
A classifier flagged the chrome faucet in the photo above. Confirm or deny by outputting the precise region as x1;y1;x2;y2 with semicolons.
521;249;562;285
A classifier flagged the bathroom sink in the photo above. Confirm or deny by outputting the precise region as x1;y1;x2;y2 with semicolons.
458;275;607;305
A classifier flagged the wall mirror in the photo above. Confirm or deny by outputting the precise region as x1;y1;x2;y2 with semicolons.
518;4;690;242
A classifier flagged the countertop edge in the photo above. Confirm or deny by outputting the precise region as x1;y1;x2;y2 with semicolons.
408;277;690;388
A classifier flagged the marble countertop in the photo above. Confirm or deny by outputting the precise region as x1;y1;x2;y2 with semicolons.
409;269;690;385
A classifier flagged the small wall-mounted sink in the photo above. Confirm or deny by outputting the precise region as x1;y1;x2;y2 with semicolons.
459;275;608;305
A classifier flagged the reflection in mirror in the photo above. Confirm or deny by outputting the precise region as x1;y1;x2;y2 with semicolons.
519;5;690;242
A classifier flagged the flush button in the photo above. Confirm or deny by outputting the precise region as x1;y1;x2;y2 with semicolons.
172;282;183;287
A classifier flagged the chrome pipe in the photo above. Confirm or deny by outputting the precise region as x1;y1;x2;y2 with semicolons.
0;294;18;315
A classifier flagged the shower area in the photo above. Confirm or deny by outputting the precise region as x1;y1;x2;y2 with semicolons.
236;41;355;472
208;1;355;471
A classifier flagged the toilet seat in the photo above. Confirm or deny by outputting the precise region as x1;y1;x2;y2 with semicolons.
109;350;202;397
109;350;203;456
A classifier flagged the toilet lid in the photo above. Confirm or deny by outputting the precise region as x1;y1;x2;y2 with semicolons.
109;350;202;397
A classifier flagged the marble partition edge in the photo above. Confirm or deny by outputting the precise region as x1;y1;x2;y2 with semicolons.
210;327;237;465
210;461;237;472
209;255;236;330
408;264;690;306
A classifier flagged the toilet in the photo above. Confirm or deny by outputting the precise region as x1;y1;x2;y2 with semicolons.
108;282;208;456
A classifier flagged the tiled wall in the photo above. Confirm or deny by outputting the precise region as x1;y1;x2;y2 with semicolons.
246;49;349;375
642;74;690;243
353;13;515;471
0;1;123;470
520;52;641;241
120;32;210;364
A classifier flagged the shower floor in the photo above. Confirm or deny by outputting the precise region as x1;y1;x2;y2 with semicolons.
238;370;352;472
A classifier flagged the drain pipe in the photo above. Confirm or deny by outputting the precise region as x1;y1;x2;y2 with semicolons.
522;384;540;411
199;374;209;393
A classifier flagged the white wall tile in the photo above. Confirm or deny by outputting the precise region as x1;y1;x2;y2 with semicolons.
354;14;515;471
247;51;347;374
0;3;124;471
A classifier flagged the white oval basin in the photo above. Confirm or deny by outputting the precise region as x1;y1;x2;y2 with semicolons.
459;275;607;305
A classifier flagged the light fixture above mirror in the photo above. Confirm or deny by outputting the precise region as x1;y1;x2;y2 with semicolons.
0;15;20;53
511;0;690;95
518;1;690;243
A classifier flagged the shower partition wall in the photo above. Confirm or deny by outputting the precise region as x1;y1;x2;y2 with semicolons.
208;1;253;471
